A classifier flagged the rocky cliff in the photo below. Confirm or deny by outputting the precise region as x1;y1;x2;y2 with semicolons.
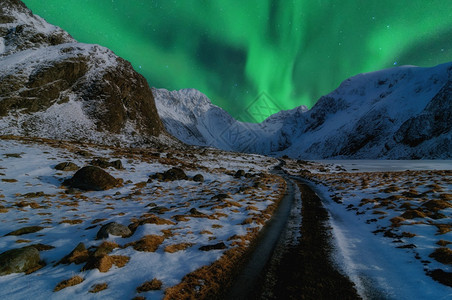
0;0;168;146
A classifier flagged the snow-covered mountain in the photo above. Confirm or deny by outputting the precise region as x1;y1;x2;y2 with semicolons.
155;63;452;159
0;0;172;146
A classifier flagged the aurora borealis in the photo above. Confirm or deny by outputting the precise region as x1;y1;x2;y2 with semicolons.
22;0;452;122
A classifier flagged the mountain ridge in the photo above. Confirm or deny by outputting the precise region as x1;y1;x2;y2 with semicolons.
155;63;452;159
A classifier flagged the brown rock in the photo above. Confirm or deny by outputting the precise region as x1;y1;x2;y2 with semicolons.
64;166;121;191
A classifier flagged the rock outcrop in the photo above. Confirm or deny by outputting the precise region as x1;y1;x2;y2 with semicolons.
0;0;168;146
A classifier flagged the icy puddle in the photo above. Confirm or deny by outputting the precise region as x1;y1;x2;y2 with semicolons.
0;137;286;299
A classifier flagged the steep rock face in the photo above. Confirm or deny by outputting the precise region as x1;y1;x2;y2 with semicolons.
0;0;166;145
155;63;452;159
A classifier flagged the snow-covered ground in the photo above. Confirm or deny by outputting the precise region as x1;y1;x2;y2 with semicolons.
312;160;452;172
0;137;284;299
284;159;452;299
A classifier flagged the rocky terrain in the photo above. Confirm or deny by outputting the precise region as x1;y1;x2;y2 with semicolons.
0;135;285;299
155;64;452;159
0;1;451;299
0;0;169;146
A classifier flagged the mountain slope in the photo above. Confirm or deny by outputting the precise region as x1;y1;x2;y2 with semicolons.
0;0;168;146
154;88;308;153
155;63;452;159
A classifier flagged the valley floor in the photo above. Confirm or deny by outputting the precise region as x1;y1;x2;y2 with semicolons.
0;136;451;299
0;136;285;299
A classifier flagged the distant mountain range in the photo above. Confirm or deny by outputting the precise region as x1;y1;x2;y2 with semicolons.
1;0;451;159
155;62;452;159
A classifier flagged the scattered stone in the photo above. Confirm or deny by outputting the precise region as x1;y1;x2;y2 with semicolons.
5;226;44;236
199;242;227;251
234;170;246;178
162;167;188;181
91;158;123;170
136;278;163;292
54;162;79;171
211;193;229;201
4;153;22;158
64;166;122;191
148;206;170;214
189;208;207;217
96;222;132;239
129;216;175;233
54;275;84;292
0;246;40;275
193;174;204;182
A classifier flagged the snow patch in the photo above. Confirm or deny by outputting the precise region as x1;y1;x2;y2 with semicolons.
0;37;5;54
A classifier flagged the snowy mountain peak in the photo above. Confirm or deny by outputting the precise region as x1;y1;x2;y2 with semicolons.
155;62;452;159
0;0;74;56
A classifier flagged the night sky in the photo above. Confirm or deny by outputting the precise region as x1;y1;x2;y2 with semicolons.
23;0;452;122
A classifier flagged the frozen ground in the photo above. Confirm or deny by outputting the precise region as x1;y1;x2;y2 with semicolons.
0;137;284;299
284;159;452;299
312;160;452;172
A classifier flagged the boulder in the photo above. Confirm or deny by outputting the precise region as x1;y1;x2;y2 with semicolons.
234;170;246;178
96;222;131;239
163;167;188;181
5;226;44;236
55;162;79;171
64;166;121;191
199;242;227;251
0;246;40;275
91;158;123;170
193;174;204;182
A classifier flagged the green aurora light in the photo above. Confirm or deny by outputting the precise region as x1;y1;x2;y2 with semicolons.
22;0;452;122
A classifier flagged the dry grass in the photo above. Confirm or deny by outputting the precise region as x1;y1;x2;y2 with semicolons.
173;215;190;222
54;275;84;292
59;219;83;225
126;235;165;252
2;179;18;183
91;218;107;224
164;183;286;299
58;243;89;265
89;283;108;293
429;248;452;265
111;255;130;268
137;278;163;292
94;241;119;257
437;240;452;247
15;239;31;243
436;224;452;235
